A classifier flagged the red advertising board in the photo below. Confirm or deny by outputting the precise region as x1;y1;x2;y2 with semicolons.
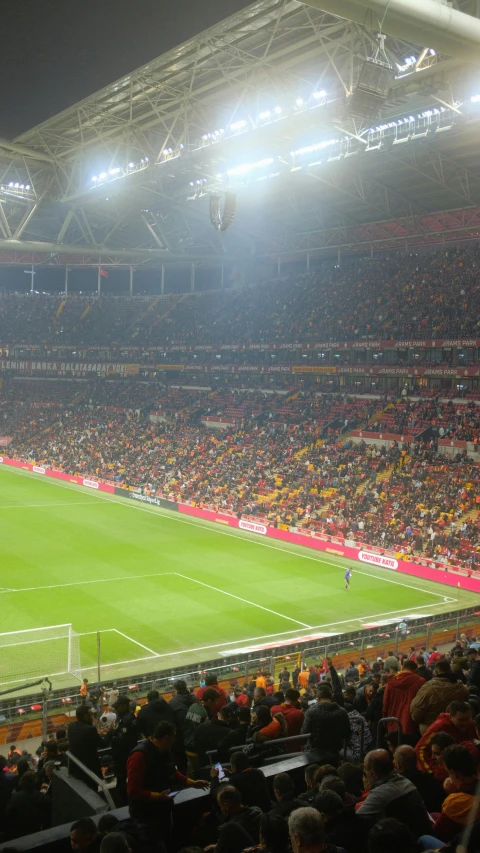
0;456;115;493
177;503;480;593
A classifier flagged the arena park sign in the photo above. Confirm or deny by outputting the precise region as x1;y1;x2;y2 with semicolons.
359;551;398;570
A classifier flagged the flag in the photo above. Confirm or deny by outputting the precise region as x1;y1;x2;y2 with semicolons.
99;268;109;278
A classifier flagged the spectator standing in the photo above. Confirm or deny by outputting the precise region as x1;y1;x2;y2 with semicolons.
136;690;175;738
428;647;442;667
415;654;433;682
270;689;304;750
80;678;90;701
381;659;424;740
108;695;138;805
301;684;351;762
127;720;207;851
4;771;51;839
467;647;480;690
410;659;469;734
169;680;197;728
196;674;227;713
68;705;107;791
344;662;359;682
383;652;398;673
217;705;251;759
194;704;235;766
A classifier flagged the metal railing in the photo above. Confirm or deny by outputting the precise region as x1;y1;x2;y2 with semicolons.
2;606;479;735
66;750;115;810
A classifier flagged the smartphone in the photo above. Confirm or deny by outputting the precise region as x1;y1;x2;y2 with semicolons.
168;791;180;798
215;762;225;780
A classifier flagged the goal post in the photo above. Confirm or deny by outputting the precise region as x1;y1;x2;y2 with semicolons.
0;623;82;690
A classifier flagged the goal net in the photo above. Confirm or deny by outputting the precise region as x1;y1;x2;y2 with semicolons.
0;624;82;691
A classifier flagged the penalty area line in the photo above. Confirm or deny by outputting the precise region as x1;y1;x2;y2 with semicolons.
0;572;176;594
173;572;312;629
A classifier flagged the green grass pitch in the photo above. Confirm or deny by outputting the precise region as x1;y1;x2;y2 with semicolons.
1;465;479;690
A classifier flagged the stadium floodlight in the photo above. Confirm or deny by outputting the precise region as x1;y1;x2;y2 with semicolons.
99;172;107;180
290;140;336;157
259;111;270;120
227;157;274;177
92;176;98;181
8;182;13;187
230;120;247;131
313;90;327;99
472;95;480;103
295;98;304;107
109;168;120;175
128;162;134;168
14;182;19;188
274;106;282;114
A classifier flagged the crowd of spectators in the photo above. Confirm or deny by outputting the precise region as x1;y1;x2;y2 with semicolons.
1;245;480;347
4;380;480;567
3;640;480;851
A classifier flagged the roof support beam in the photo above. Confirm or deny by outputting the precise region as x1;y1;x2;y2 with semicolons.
301;0;480;64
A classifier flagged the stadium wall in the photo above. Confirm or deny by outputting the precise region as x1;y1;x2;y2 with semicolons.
1;454;478;593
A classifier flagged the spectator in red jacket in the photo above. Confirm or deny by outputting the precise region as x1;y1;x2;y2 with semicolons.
270;689;304;751
416;701;476;779
196;674;227;715
382;660;425;740
428;647;442;668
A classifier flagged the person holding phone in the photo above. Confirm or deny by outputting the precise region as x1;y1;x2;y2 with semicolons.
127;720;208;850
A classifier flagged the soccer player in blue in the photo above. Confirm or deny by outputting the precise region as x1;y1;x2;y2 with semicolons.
344;568;352;590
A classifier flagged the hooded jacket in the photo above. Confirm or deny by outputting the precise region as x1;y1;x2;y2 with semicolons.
301;701;351;755
136;698;175;738
431;779;480;842
410;676;469;734
415;711;477;778
169;692;197;728
382;670;425;735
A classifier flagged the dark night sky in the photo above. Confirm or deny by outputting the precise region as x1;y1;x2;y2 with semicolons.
1;0;250;139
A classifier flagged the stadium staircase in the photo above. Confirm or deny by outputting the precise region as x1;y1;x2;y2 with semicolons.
458;507;480;525
79;301;93;321
55;299;67;318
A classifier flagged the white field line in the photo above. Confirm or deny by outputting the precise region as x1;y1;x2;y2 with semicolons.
174;572;312;629
0;572;175;594
74;600;467;666
2;597;461;686
0;501;101;510
0;465;461;605
113;629;159;656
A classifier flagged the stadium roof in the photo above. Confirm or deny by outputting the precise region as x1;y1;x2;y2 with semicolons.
0;0;479;268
